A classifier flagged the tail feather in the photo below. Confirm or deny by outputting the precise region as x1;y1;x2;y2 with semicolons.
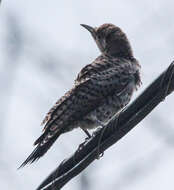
34;133;46;146
18;132;61;169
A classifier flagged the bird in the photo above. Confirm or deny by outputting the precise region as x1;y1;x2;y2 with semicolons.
19;23;141;168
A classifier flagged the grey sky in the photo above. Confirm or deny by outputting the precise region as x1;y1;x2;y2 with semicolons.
0;1;174;189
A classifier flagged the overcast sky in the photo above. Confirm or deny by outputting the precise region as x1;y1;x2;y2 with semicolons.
0;1;174;190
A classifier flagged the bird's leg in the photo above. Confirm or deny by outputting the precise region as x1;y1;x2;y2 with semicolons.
81;128;91;139
76;128;91;155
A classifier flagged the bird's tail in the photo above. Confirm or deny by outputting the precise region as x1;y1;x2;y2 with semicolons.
18;131;61;169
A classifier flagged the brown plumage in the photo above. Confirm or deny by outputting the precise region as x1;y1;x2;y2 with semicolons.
19;23;141;168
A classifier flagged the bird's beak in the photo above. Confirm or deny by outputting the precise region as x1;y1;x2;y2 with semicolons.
80;24;96;38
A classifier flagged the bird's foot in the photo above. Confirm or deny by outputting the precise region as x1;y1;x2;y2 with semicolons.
77;136;91;152
74;137;90;162
74;129;92;161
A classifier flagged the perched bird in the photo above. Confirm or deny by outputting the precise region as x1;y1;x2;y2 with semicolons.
20;23;141;168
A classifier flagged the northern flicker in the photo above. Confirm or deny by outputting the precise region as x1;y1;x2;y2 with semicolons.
20;23;141;167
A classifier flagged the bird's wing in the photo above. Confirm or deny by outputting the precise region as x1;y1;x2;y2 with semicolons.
41;90;75;127
37;78;102;146
41;55;108;128
75;55;112;84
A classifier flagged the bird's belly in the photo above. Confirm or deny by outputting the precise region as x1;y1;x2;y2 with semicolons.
94;96;125;123
84;87;133;128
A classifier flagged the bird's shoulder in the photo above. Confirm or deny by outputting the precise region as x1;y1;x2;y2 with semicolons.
75;54;113;84
75;54;140;85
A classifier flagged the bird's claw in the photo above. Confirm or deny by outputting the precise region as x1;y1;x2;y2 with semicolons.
77;136;90;152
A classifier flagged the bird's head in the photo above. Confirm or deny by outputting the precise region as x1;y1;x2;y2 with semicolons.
81;23;133;58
